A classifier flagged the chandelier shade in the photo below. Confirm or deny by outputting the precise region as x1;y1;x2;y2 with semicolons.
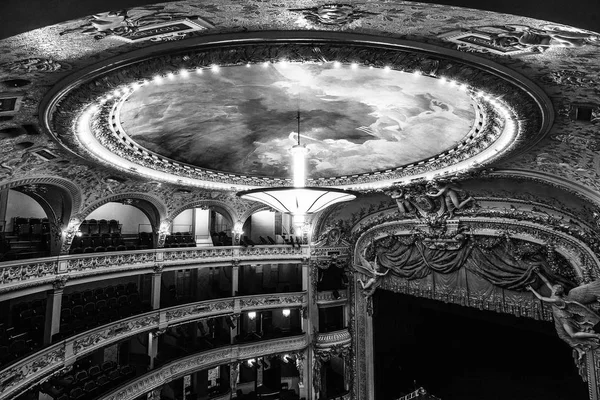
237;186;356;216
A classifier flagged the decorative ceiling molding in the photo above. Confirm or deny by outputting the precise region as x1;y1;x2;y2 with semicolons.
41;31;552;190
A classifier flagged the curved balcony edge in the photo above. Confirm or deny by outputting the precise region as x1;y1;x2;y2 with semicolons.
0;245;309;297
100;334;309;400
316;290;348;305
315;328;351;350
0;292;308;400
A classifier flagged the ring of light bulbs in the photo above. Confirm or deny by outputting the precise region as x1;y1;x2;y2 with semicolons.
77;60;519;192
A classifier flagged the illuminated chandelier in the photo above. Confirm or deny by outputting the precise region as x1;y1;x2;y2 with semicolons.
237;112;357;228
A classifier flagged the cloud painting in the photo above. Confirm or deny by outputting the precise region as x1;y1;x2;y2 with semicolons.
119;63;475;179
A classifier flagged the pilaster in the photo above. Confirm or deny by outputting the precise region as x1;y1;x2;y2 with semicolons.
43;277;67;344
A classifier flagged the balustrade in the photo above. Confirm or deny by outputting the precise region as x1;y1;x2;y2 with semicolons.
0;245;309;297
101;334;309;400
0;292;307;400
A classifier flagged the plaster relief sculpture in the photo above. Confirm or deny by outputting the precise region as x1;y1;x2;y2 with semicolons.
58;6;212;41
386;178;476;223
356;249;389;298
528;269;600;360
439;24;599;55
290;4;376;27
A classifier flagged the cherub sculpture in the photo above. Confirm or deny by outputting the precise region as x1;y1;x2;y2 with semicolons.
427;181;474;218
389;188;415;215
356;250;389;298
527;269;600;360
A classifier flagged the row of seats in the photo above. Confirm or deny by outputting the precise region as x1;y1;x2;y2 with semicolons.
55;283;146;340
78;219;121;235
12;217;50;239
42;360;135;400
211;231;232;246
69;232;153;254
0;298;47;365
164;232;196;248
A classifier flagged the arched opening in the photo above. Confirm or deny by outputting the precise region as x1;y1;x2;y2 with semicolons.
71;202;155;253
373;291;589;400
241;210;299;246
1;188;52;261
169;206;233;248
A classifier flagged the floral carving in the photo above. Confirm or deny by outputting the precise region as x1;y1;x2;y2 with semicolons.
1;58;71;73
291;4;377;27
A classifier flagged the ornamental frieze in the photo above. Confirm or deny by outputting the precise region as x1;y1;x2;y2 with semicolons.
315;328;352;349
0;346;65;399
237;293;305;309
165;299;234;323
102;335;308;400
72;314;159;356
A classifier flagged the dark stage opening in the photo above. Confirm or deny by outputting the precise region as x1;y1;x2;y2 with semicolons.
373;290;589;400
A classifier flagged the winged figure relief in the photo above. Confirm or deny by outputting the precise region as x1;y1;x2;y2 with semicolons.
528;269;600;361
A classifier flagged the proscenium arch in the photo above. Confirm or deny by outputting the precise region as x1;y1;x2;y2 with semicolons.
79;192;167;233
353;219;600;287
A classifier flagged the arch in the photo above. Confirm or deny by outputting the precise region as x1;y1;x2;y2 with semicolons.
170;200;236;227
0;176;81;221
79;192;167;231
238;204;273;225
353;219;599;283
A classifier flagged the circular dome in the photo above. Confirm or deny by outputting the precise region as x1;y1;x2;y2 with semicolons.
43;32;552;190
118;62;477;179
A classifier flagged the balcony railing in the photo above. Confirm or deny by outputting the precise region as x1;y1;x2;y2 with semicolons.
315;328;351;349
0;292;307;400
0;245;309;295
100;334;309;400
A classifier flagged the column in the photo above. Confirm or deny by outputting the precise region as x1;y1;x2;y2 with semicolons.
0;188;8;234
43;277;67;345
230;362;239;397
302;259;315;400
295;350;309;400
151;264;163;310
232;263;239;297
229;314;239;345
586;350;599;400
147;329;162;370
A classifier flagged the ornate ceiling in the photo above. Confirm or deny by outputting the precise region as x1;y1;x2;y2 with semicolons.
0;0;599;200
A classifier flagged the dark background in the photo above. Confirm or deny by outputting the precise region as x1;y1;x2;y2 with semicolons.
373;290;589;400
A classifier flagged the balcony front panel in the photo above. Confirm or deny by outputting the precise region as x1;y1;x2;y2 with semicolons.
101;334;309;400
0;245;308;296
0;292;307;400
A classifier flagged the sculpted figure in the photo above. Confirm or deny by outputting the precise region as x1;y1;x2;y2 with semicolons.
427;181;474;218
493;26;598;52
527;269;600;359
389;188;415;215
356;250;389;298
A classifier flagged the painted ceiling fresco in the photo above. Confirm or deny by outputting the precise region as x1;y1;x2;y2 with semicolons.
0;0;599;204
119;63;474;178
